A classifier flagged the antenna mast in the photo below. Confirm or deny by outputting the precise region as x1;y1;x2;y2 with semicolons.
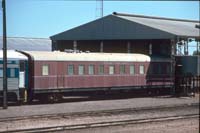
96;0;103;18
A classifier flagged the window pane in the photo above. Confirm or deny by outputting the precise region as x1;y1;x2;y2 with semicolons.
42;65;49;76
130;65;135;75
10;68;15;77
99;65;104;75
109;65;115;75
0;69;3;77
68;65;74;75
120;65;125;74
139;65;145;74
88;65;94;75
78;65;84;75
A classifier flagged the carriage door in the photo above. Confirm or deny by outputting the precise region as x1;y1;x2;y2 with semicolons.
57;63;64;88
19;61;25;88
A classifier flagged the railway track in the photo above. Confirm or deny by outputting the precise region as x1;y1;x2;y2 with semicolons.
1;114;198;133
0;103;198;122
0;103;199;133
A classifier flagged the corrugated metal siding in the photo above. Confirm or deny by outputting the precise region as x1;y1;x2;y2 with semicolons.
0;78;19;90
0;37;51;51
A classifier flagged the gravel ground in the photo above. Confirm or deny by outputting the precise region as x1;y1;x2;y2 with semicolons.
0;95;199;119
60;118;199;133
0;103;198;132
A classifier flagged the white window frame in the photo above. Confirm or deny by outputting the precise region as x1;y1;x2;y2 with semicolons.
109;65;115;75
98;65;104;75
88;65;94;75
120;65;125;74
68;65;74;75
42;65;49;76
130;65;135;75
78;65;85;75
139;65;145;74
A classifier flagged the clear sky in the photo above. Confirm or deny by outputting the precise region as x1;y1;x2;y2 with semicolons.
0;0;199;54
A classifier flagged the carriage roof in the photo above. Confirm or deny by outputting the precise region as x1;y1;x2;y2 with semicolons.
23;51;151;62
0;50;28;60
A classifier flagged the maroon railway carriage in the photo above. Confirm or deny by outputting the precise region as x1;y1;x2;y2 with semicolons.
22;51;173;101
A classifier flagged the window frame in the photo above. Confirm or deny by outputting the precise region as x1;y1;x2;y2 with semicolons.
119;64;126;74
67;64;74;75
42;64;49;76
139;65;145;75
98;65;104;75
130;65;135;75
109;65;115;75
88;65;95;75
78;65;85;75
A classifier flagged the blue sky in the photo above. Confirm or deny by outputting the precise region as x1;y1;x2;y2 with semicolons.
0;0;199;54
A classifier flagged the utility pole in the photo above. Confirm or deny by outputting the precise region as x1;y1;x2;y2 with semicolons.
2;0;8;109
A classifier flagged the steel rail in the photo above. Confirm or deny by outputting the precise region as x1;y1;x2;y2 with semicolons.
0;103;198;123
1;114;199;133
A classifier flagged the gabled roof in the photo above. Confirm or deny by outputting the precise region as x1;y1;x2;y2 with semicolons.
50;12;199;41
0;37;51;51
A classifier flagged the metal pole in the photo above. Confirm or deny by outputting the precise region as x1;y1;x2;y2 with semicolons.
2;0;8;109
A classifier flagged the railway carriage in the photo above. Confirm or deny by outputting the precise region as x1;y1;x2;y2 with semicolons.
0;50;28;101
21;51;173;101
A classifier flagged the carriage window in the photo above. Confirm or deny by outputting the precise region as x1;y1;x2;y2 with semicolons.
109;65;115;75
68;65;74;75
10;68;15;77
78;65;85;75
42;65;49;76
130;65;135;75
120;65;125;74
139;65;145;74
88;65;94;75
98;65;104;75
0;69;3;77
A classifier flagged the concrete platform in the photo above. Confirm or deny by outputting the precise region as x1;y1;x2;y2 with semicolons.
0;95;199;119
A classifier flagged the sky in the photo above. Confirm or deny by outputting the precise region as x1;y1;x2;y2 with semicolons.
0;0;199;54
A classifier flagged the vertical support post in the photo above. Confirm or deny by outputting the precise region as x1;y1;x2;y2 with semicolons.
170;39;176;95
149;43;152;55
52;40;57;51
197;40;199;54
100;41;103;52
127;41;131;53
73;40;77;51
184;40;188;55
2;0;8;109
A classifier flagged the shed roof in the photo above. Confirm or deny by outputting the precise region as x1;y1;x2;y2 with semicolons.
0;37;51;51
50;12;200;41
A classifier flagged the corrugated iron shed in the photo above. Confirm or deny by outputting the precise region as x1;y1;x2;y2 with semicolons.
0;37;51;51
50;12;200;40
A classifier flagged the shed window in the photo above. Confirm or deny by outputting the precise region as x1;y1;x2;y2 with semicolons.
166;64;171;74
98;65;104;75
78;65;85;75
139;65;145;74
10;68;15;78
120;65;125;74
42;65;49;76
88;65;94;75
68;65;74;75
130;65;135;75
109;65;115;75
